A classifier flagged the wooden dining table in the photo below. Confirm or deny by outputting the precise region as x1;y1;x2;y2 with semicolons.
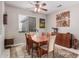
31;35;48;57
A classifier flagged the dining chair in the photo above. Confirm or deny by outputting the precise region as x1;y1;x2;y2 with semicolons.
30;32;47;57
25;33;32;55
25;33;38;57
40;34;56;57
47;32;51;37
31;34;42;57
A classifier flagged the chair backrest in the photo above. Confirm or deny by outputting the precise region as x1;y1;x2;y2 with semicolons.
25;33;32;49
48;35;56;52
47;32;51;37
25;33;29;44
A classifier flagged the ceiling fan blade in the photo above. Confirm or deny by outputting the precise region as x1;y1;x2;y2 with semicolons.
42;3;46;6
41;8;48;11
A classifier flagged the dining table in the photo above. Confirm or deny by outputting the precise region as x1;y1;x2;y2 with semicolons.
31;35;48;57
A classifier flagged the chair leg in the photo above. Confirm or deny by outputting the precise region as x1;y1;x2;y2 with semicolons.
47;53;48;58
31;43;33;58
27;47;30;55
39;48;41;58
53;50;54;58
37;43;41;58
37;49;40;57
31;47;33;58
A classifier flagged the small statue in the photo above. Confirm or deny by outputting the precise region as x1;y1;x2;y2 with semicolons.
73;39;78;49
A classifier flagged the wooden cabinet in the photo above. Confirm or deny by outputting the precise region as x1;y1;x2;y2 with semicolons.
56;33;72;48
4;38;14;48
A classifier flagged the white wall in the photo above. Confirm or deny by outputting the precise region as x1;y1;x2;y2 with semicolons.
0;2;5;56
47;5;79;40
5;5;47;44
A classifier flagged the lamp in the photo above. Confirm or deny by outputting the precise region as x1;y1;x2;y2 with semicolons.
34;8;37;12
34;7;41;13
52;27;58;33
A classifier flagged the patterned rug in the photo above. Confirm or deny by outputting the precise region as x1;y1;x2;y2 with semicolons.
10;44;78;58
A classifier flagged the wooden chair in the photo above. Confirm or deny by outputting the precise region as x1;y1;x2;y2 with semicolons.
25;33;39;57
47;32;51;37
25;33;32;55
40;35;56;57
29;33;47;57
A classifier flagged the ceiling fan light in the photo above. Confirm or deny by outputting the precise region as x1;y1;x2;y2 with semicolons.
34;7;37;12
39;4;42;8
38;8;41;12
42;3;46;6
33;1;47;13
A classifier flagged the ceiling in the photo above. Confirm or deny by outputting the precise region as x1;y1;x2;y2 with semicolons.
5;1;79;14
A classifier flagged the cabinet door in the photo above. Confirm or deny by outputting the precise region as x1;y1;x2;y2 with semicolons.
65;34;71;48
56;34;63;45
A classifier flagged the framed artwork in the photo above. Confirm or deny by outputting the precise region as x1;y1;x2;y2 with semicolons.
19;15;36;32
56;11;70;27
3;14;7;24
39;18;45;28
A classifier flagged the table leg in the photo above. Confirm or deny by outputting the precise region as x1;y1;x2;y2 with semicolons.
37;43;41;57
31;42;33;58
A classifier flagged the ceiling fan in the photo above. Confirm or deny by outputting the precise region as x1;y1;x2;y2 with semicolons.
28;1;48;13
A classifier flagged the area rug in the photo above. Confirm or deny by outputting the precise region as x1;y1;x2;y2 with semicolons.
10;44;78;58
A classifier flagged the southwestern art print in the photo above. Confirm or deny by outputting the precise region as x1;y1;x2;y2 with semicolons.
56;11;70;27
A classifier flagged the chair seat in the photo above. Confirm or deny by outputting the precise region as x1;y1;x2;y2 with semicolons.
33;43;37;47
41;45;48;50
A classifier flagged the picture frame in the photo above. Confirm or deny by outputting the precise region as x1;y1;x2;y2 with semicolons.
56;11;70;27
3;13;7;24
39;18;45;28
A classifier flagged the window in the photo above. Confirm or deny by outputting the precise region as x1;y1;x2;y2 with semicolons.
19;15;36;32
